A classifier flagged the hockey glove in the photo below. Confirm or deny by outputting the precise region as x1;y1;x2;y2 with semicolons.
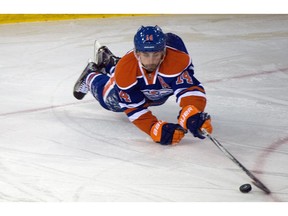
178;105;213;139
150;120;187;145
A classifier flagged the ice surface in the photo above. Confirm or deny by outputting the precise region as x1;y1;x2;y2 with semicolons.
0;15;288;206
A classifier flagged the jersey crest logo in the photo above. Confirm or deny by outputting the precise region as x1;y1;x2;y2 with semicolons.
141;89;173;101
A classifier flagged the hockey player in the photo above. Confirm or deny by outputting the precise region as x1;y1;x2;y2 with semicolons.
73;25;213;145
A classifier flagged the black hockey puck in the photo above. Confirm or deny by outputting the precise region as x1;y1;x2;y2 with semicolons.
239;184;252;193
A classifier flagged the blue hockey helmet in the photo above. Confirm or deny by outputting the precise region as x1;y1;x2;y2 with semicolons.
134;25;166;52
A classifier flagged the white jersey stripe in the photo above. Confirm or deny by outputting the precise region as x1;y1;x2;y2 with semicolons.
119;98;146;108
177;91;206;104
128;109;149;122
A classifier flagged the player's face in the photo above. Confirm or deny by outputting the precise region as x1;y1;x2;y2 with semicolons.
137;51;165;72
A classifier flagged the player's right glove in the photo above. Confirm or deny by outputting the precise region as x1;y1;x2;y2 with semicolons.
178;105;213;139
150;120;187;145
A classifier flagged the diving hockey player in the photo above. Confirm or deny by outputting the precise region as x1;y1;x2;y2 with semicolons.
73;25;213;145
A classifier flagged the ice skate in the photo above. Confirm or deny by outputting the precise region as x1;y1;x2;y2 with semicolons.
94;44;120;74
73;61;98;100
73;41;120;100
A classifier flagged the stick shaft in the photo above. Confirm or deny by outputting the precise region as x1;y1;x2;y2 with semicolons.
202;130;271;194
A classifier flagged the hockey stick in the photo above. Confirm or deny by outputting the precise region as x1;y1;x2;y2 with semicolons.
201;129;271;194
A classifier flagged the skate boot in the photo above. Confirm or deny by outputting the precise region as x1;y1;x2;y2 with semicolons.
95;46;120;74
73;61;98;100
73;45;120;100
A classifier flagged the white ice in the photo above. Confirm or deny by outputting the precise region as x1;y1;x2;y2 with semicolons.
0;15;288;204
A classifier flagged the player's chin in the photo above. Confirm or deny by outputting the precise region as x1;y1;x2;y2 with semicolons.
145;65;157;72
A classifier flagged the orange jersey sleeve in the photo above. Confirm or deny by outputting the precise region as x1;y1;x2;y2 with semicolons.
177;86;207;111
124;107;158;135
114;51;141;90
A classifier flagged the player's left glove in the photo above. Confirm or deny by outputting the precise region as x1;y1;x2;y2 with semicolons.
178;105;213;139
150;120;187;145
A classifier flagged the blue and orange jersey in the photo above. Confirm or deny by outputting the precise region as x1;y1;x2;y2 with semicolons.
114;47;207;135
